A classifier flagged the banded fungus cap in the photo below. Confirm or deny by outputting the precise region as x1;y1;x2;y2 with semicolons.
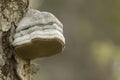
13;9;65;59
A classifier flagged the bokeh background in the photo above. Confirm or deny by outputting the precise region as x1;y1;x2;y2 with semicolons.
30;0;120;80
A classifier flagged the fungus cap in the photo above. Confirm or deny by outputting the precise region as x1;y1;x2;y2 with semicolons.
13;9;65;59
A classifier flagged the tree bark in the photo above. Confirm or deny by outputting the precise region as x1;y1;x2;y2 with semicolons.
0;0;30;80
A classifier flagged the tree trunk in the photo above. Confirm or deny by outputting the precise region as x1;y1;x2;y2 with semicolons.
0;0;30;80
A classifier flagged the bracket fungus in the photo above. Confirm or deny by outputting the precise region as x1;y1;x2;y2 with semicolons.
13;9;65;59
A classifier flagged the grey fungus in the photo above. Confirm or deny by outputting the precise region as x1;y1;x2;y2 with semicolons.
12;9;65;59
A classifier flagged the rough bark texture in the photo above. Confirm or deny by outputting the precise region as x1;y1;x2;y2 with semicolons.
0;0;30;80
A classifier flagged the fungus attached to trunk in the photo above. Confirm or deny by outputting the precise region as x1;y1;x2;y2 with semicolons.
13;9;65;59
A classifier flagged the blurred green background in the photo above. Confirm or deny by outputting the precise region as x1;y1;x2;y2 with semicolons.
30;0;120;80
